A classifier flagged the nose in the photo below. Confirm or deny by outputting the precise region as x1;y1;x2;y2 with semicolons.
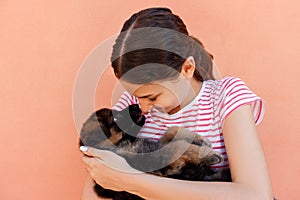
138;99;153;114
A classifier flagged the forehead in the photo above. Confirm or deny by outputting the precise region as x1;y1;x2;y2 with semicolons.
120;76;189;96
120;80;165;96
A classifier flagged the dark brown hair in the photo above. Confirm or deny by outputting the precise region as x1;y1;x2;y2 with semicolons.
111;7;214;84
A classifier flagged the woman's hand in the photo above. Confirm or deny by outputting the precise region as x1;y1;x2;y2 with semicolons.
80;146;141;191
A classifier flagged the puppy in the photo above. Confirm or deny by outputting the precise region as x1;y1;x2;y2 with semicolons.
80;104;231;200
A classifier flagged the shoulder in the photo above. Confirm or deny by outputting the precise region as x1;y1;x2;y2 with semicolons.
205;77;264;125
204;76;256;98
205;76;245;91
202;76;250;104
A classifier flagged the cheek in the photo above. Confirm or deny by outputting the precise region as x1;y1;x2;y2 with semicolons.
156;94;180;110
165;90;182;105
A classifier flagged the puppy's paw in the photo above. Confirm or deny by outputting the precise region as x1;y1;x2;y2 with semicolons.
198;146;223;165
204;152;223;165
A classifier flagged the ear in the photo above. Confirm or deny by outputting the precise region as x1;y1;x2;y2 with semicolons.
180;56;195;79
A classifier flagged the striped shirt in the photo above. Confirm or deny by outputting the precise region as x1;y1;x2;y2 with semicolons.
112;77;264;168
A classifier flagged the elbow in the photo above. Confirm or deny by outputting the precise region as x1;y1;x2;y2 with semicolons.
255;193;274;200
238;190;274;200
254;191;274;200
235;182;274;200
253;183;274;200
245;186;274;200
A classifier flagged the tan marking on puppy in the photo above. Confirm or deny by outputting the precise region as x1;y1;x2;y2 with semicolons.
99;128;123;148
160;140;201;175
161;140;223;176
198;146;213;159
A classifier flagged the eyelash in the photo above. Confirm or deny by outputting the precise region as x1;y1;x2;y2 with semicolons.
149;97;157;101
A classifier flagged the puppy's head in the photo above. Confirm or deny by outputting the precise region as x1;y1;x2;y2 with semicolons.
79;104;145;149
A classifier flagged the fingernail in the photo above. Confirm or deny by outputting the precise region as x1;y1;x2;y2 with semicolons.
80;146;88;152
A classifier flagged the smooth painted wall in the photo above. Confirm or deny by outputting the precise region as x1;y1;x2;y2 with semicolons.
1;0;299;199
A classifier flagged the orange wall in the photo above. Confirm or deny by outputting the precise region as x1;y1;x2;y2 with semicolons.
1;0;299;199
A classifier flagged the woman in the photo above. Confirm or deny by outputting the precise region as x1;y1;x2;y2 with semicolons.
80;7;273;199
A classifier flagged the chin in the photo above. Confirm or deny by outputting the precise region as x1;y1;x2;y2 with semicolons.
167;105;181;114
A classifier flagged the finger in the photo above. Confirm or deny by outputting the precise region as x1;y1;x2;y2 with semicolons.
81;155;91;165
81;155;103;171
81;155;92;169
80;146;113;159
79;146;94;157
80;147;137;172
79;146;106;157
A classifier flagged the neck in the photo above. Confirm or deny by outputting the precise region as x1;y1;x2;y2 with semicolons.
168;79;203;114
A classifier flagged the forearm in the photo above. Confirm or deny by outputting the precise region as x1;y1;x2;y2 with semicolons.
81;175;110;200
127;173;272;200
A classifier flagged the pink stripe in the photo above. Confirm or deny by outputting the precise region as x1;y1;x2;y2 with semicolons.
224;77;239;89
222;100;260;124
123;92;132;100
226;83;246;96
228;88;252;99
255;101;262;123
195;129;221;134
152;112;213;121
212;145;225;150
162;118;214;125
222;94;255;113
153;113;199;121
205;131;223;137
113;104;123;110
142;126;167;131
211;139;224;144
224;96;257;114
211;164;229;169
218;77;241;99
118;101;127;109
212;78;244;111
119;96;129;103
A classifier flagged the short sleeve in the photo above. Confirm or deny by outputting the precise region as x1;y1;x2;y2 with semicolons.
219;77;265;125
112;91;139;111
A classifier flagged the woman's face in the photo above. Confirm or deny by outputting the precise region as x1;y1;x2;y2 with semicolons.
120;57;201;114
121;76;194;115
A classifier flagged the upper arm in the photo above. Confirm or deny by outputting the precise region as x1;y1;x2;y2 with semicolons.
222;104;273;196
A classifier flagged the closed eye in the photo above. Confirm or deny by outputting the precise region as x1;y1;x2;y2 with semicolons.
149;94;160;101
135;93;161;101
149;97;157;101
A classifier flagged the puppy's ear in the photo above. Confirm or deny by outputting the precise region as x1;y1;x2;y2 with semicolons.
80;112;111;148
